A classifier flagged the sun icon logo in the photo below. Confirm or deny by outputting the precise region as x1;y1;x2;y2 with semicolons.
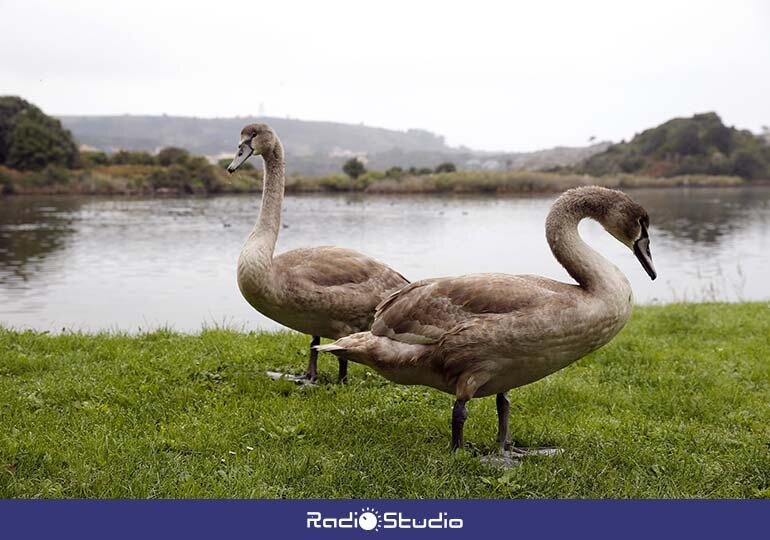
358;507;382;532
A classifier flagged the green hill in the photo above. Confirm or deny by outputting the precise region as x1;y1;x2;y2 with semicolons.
580;112;770;180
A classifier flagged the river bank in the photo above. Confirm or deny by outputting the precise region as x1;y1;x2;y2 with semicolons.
0;164;752;197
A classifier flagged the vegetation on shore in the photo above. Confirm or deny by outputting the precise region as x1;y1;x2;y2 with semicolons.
1;97;766;197
576;112;770;180
0;163;750;197
1;303;769;498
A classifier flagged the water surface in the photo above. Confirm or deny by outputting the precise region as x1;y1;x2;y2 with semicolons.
1;187;768;332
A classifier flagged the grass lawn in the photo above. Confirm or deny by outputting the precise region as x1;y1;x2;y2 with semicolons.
1;303;769;498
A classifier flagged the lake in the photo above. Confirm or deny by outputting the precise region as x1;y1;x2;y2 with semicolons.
1;187;769;333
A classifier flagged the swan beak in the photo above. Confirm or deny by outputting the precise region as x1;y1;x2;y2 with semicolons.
633;236;656;280
227;143;254;173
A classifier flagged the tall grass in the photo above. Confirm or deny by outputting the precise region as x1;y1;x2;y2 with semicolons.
0;163;749;197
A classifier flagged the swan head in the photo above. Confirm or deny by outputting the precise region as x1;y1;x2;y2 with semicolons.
227;123;278;173
551;186;657;281
599;190;657;281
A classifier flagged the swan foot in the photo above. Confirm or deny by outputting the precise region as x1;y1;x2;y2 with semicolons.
479;446;563;467
512;446;564;457
264;370;317;386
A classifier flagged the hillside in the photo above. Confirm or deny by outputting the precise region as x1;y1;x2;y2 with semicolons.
58;114;609;175
580;112;770;180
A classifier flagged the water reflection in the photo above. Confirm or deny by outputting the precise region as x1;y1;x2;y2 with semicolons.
0;186;768;333
0;197;82;284
631;188;770;245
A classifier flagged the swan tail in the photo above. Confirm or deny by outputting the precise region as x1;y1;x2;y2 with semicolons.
315;343;346;353
315;332;379;365
315;332;370;354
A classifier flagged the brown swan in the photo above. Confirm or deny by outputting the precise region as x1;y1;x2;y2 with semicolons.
227;123;408;382
318;186;657;450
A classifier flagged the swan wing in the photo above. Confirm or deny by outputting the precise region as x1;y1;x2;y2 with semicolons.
372;273;567;346
274;246;408;291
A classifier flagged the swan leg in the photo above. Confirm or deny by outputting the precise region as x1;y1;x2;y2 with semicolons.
496;392;512;452
451;370;489;451
306;336;320;381
338;359;348;384
451;400;468;451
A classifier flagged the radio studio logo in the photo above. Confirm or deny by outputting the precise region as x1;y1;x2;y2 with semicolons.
306;506;463;531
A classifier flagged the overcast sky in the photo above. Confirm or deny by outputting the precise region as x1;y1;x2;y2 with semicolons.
2;0;769;151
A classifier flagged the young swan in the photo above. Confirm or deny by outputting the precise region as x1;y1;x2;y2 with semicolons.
318;186;657;451
228;124;408;382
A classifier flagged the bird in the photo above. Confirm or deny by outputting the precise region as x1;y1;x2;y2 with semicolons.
318;186;657;451
227;123;408;383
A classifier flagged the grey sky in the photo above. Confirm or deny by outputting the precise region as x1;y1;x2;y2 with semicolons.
2;0;769;151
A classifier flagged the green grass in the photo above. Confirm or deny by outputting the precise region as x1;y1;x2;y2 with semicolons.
1;303;769;498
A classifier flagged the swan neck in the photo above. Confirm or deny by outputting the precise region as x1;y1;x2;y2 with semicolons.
545;195;625;293
249;142;285;257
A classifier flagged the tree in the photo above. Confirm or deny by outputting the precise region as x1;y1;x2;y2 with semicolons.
435;162;456;173
110;150;155;165
0;96;79;171
385;166;403;178
157;146;190;166
730;149;766;180
671;124;705;156
703;123;733;154
80;151;110;166
342;157;366;179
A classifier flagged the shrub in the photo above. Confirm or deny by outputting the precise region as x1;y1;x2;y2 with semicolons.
620;155;644;173
342;158;366;179
80;151;110;167
385;166;403;179
157;147;189;166
355;171;384;190
729;149;766;180
435;162;456;173
111;150;155;166
670;124;705;156
0;169;15;194
30;165;72;187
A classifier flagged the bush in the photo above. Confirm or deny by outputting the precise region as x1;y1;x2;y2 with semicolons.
157;147;189;166
0;169;15;194
670;124;705;156
185;156;223;192
355;171;385;190
111;150;155;166
435;162;456;173
729;149;766;180
385;166;403;179
620;155;644;173
80;151;110;167
30;165;72;187
342;158;366;179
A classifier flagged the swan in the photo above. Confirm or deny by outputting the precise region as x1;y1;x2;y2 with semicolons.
227;123;409;382
318;186;657;451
